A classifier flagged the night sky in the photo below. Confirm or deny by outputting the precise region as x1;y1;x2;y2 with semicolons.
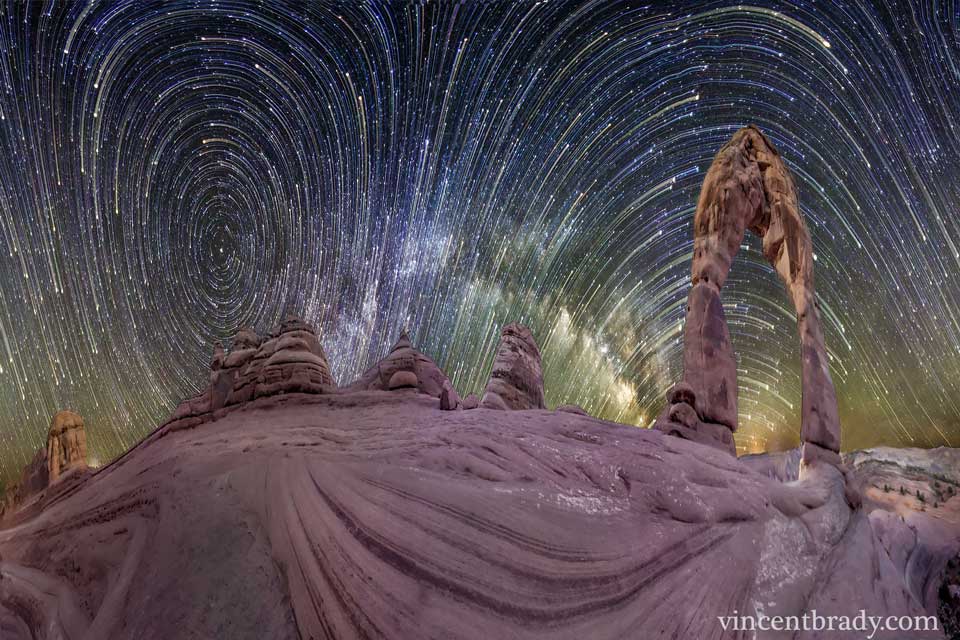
0;0;958;480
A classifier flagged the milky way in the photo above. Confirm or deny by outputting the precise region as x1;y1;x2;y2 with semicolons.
0;0;957;478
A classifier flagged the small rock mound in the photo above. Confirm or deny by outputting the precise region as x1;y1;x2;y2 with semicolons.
480;323;545;410
461;393;479;410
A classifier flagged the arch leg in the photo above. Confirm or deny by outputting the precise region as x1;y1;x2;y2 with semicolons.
761;198;841;456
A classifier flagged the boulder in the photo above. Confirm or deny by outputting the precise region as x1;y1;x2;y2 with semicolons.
232;327;260;350
667;381;696;407
667;401;698;428
439;381;461;410
461;393;479;410
388;370;419;390
224;328;260;370
170;393;211;422
654;383;735;455
480;323;546;410
556;404;588;416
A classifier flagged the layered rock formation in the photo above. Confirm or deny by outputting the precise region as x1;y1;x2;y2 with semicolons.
656;125;841;463
167;316;337;430
165;321;474;431
655;381;736;456
845;447;960;630
252;316;337;398
344;329;454;398
480;323;546;410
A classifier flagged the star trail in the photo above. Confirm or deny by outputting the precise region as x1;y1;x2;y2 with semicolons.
0;0;958;479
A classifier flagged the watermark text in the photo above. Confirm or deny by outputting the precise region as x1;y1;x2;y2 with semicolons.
717;609;938;638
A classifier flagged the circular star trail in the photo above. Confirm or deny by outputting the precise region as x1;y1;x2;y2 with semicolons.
0;0;957;479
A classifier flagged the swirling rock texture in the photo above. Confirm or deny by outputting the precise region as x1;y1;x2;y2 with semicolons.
843;447;960;615
0;391;956;639
655;126;842;464
480;323;546;410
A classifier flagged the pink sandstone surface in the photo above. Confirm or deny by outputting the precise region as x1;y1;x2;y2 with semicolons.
0;390;956;639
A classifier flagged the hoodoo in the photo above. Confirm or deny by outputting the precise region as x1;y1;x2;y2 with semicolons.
253;316;337;398
480;323;546;410
46;410;88;483
167;316;336;430
345;329;455;398
656;125;842;463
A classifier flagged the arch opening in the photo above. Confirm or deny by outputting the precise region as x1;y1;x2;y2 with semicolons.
655;126;841;463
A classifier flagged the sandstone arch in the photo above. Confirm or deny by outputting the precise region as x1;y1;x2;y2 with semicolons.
657;126;841;462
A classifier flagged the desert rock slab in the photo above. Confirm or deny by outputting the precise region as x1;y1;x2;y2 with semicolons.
0;396;952;639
